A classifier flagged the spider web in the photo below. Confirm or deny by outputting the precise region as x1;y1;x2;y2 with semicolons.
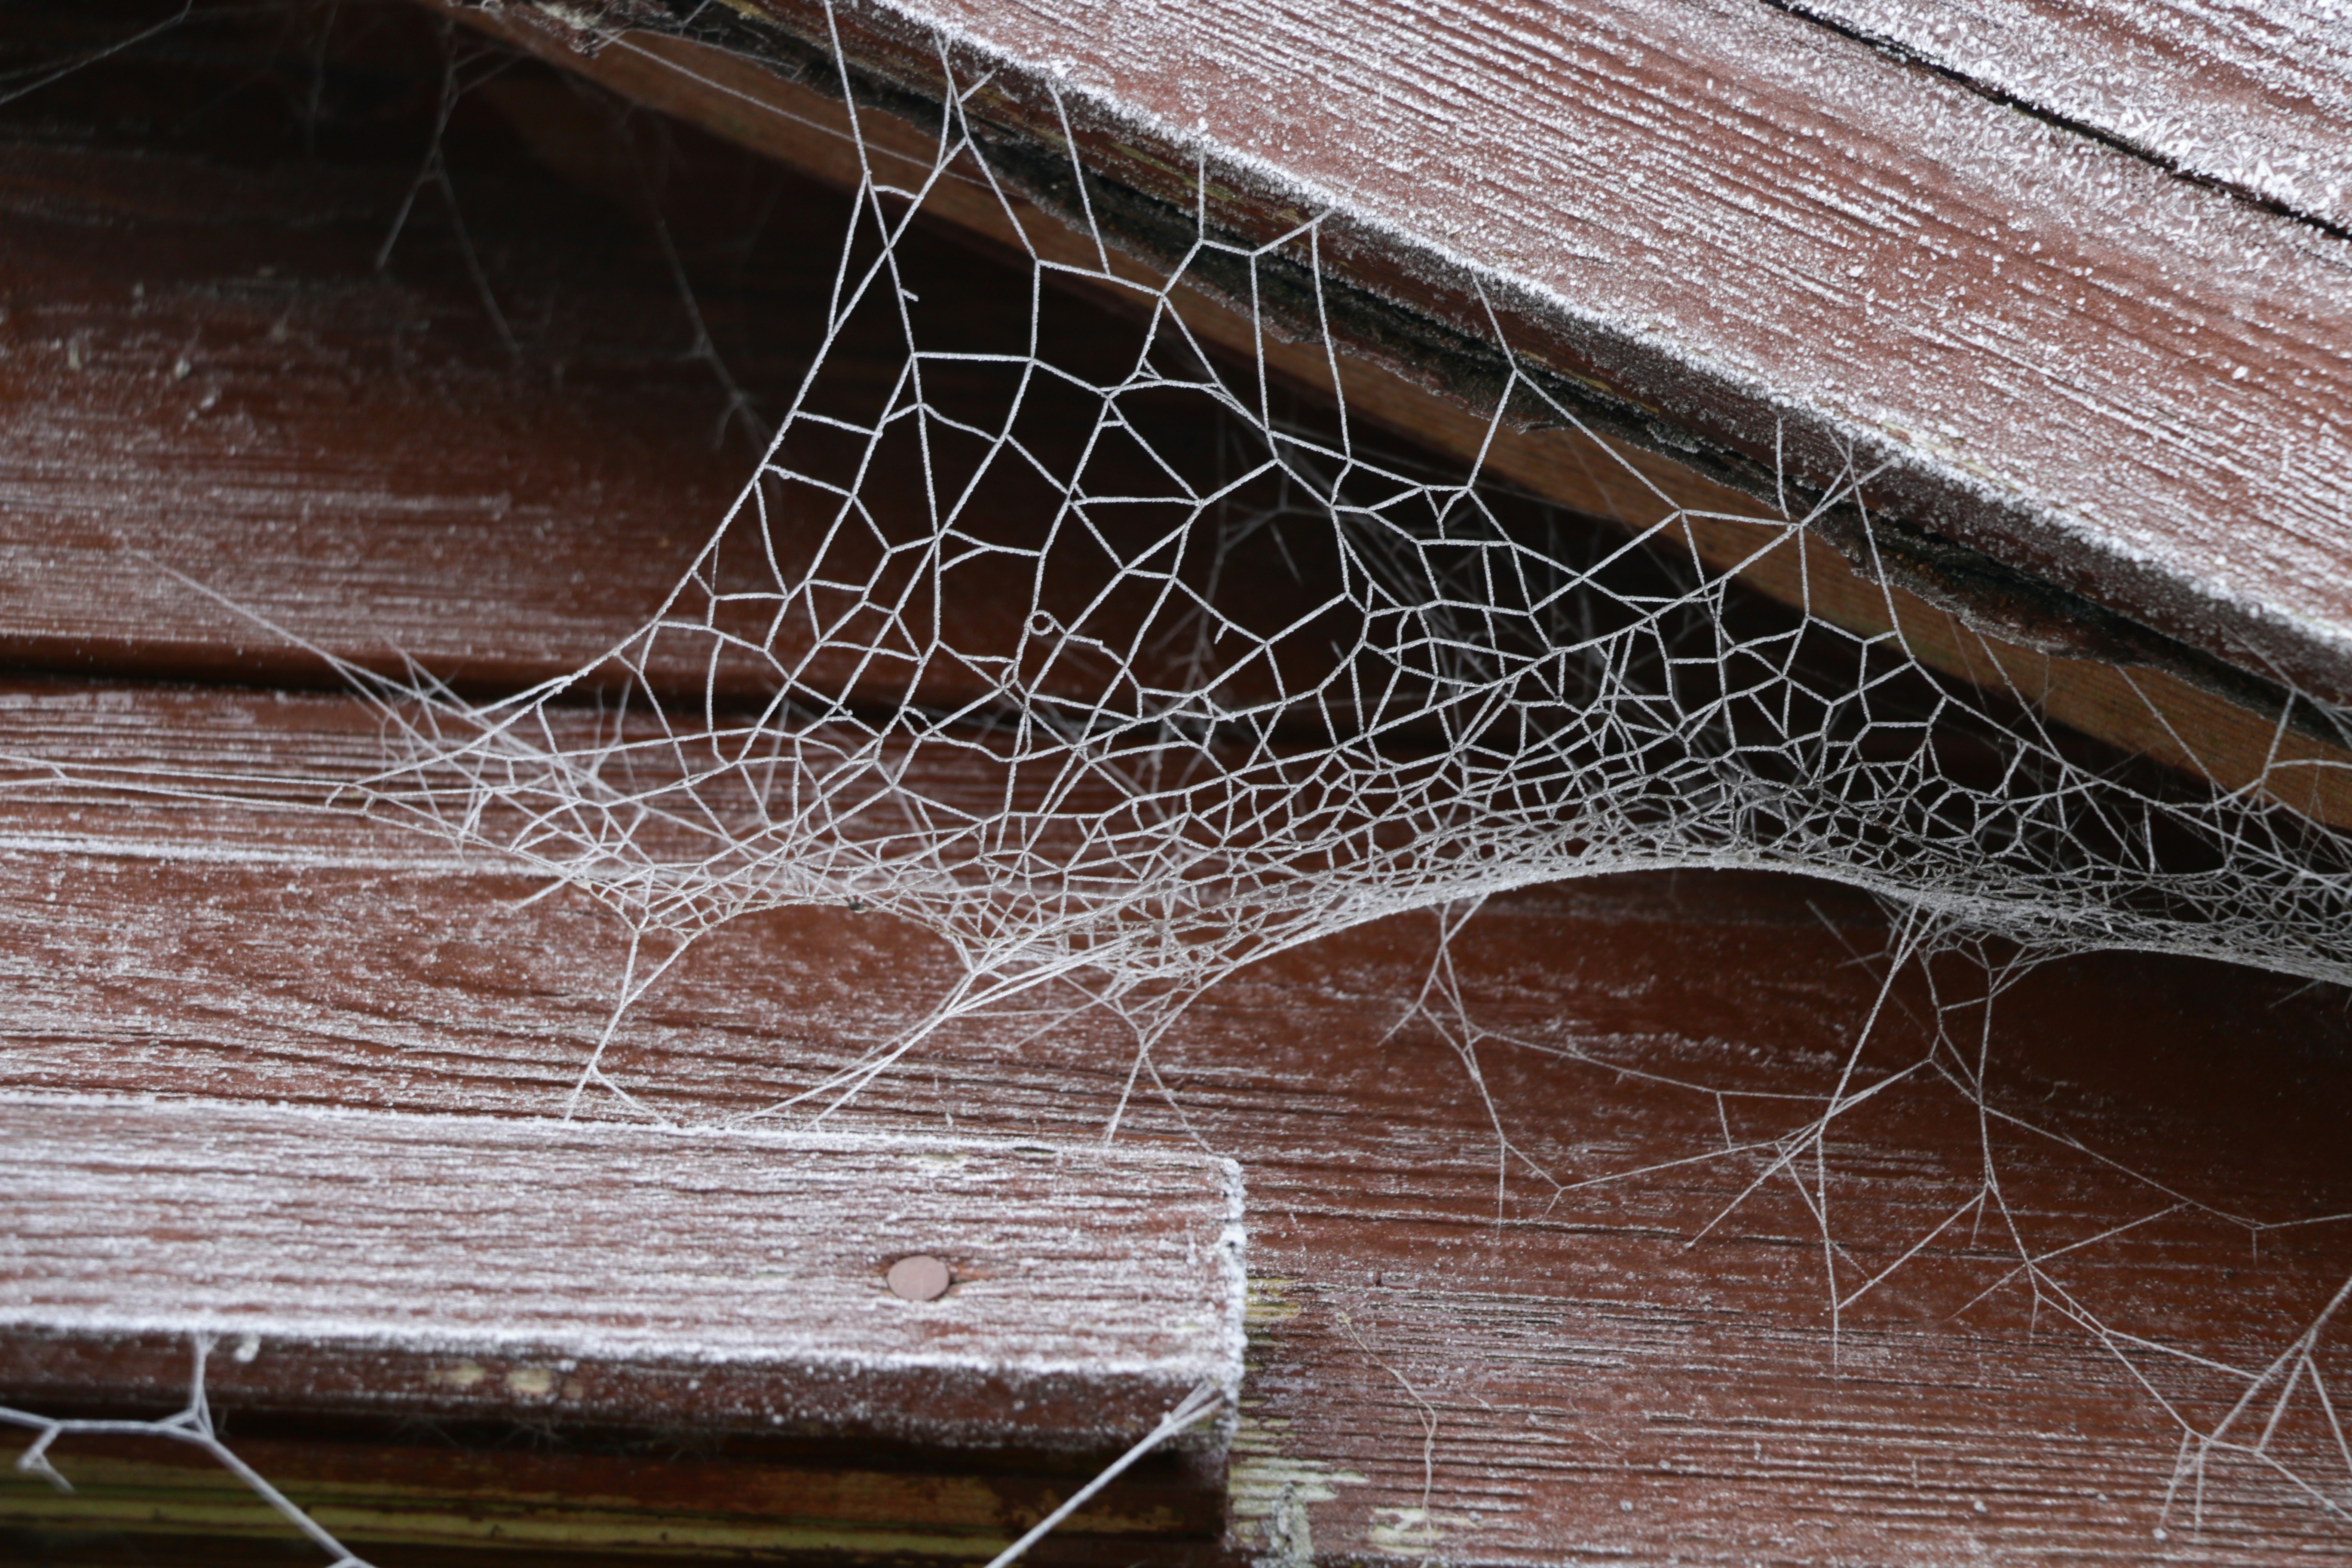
14;2;2352;1559
325;19;2352;1085
324;18;2352;1545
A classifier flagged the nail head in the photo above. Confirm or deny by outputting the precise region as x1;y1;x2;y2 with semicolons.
887;1253;952;1302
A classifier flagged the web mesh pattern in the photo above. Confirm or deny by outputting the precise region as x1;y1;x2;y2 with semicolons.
315;34;2352;1537
324;38;2352;1092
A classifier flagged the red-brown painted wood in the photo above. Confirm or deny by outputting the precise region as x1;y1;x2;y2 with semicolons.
5;8;2352;1563
0;32;1329;720
0;676;2348;1563
0;1097;1244;1454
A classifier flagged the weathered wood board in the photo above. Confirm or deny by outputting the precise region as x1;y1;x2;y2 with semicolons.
0;33;1417;720
0;1095;1245;1453
4;6;2352;1564
0;59;763;697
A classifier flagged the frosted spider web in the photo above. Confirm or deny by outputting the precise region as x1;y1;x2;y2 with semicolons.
14;3;2352;1559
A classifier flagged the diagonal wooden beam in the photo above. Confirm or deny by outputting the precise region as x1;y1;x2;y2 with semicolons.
430;2;2352;828
442;0;2352;713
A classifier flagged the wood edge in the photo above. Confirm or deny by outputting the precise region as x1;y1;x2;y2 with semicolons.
0;1432;1227;1559
0;1095;1246;1458
0;1330;1221;1458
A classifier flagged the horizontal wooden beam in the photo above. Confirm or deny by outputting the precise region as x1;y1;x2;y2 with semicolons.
0;110;756;698
0;1096;1245;1455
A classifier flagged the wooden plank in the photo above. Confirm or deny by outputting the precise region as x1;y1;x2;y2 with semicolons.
6;12;2352;1561
493;0;2352;708
0;32;1346;721
438;5;2352;828
3;679;2350;1562
0;1096;1244;1455
0;26;790;700
1779;0;2352;232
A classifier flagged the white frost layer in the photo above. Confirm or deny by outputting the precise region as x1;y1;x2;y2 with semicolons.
0;1093;1247;1384
1791;0;2352;230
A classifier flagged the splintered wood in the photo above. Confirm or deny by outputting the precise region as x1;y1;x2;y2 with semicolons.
0;1096;1246;1453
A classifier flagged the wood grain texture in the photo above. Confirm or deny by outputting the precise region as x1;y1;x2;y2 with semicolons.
0;40;1375;722
0;46;777;698
2;678;2350;1562
7;11;2352;1562
0;1096;1244;1454
548;0;2352;705
1779;0;2352;231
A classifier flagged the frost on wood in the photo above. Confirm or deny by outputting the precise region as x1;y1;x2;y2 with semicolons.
0;1095;1247;1451
14;1;2352;1558
1784;0;2352;230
